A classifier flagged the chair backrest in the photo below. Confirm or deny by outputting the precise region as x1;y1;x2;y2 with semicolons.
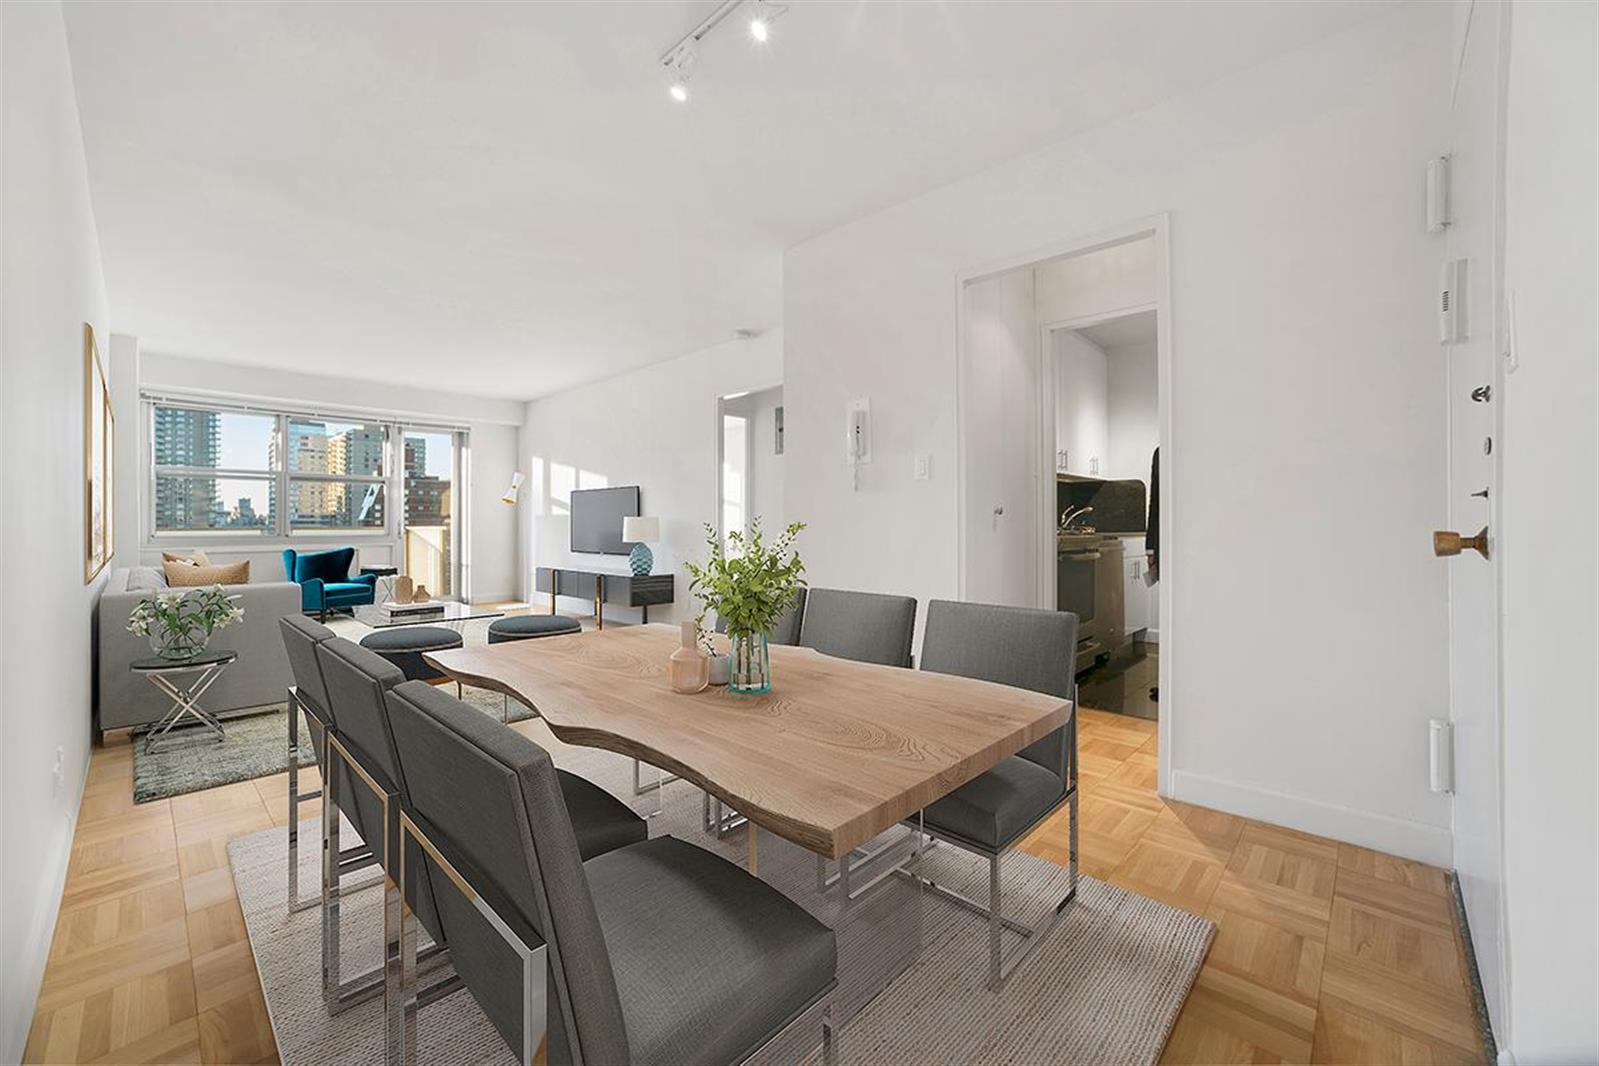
713;587;807;646
283;546;355;584
385;680;630;1065
919;600;1079;780
798;587;917;667
278;614;337;722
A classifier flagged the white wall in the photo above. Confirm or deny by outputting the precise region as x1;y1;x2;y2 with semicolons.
961;269;1037;609
785;4;1455;862
1498;0;1598;1058
1053;330;1109;477
1105;339;1158;482
519;332;782;624
1035;236;1157;325
0;2;111;1057
133;353;523;600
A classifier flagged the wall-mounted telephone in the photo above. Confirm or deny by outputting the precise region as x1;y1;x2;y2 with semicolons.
846;398;871;491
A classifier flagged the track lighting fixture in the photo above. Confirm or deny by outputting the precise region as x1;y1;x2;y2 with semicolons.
658;0;790;103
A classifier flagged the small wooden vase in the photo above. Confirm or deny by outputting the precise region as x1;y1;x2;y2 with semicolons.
668;621;709;694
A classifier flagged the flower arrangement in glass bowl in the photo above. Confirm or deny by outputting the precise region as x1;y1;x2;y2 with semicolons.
685;519;806;694
127;585;244;660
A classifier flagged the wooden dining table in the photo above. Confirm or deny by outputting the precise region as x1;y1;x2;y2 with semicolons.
425;623;1073;861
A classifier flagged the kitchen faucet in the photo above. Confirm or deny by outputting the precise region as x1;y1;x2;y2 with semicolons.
1059;506;1095;532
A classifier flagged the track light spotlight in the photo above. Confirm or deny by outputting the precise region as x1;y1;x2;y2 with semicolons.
664;41;696;103
749;0;786;43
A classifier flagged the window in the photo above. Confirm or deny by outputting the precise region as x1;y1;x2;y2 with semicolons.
152;406;276;532
284;418;388;531
147;402;465;555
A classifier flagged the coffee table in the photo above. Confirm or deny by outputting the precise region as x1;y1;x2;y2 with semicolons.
131;650;237;752
352;601;504;630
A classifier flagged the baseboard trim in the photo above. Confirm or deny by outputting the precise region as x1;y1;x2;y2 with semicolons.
1;748;90;1062
1169;769;1452;866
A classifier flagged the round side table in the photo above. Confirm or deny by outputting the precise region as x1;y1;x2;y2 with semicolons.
131;649;238;752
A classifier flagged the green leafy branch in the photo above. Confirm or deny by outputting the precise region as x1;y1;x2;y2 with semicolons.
685;519;807;645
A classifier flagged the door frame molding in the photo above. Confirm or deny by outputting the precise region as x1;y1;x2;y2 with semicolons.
954;212;1174;794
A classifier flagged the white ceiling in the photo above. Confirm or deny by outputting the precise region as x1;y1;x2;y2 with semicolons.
64;1;1393;400
1078;309;1158;352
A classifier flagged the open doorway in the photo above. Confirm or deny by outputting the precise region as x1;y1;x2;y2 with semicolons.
717;385;784;546
957;219;1171;768
1049;308;1159;719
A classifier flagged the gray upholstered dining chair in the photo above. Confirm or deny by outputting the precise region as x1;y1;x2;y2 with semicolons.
313;637;649;1038
278;614;373;915
797;587;917;667
384;680;840;1066
909;599;1080;991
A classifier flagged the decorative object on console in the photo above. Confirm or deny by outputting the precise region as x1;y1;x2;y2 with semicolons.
685;518;806;694
622;515;661;576
127;584;244;661
668;620;709;694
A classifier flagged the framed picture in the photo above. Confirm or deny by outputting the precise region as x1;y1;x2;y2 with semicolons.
84;323;114;582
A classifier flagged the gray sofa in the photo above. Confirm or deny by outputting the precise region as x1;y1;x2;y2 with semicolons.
96;565;302;731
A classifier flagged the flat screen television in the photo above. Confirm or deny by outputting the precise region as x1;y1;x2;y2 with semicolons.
570;485;640;555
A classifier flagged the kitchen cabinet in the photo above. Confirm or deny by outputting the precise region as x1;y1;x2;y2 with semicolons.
1122;536;1157;641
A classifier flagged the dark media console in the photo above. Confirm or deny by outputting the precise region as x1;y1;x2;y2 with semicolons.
534;566;675;629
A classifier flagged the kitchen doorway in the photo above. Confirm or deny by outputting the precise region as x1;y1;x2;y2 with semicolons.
716;385;785;547
1048;308;1159;720
956;217;1172;781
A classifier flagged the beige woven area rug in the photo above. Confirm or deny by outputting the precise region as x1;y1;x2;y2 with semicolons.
230;742;1211;1065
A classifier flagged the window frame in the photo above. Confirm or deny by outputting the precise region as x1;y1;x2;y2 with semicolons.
143;398;465;548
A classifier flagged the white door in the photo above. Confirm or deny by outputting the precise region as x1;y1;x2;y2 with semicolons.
1440;0;1506;1035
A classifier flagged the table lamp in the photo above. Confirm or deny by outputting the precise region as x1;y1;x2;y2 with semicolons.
622;516;661;577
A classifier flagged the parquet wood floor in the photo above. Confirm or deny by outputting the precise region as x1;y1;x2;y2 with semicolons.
27;699;1485;1064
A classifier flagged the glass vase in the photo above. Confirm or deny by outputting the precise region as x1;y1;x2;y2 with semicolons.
150;626;206;661
729;631;771;695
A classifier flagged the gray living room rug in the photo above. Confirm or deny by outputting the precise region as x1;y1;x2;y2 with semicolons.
131;617;532;803
228;742;1213;1065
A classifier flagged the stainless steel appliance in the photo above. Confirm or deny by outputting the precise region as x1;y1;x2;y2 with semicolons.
1057;534;1125;671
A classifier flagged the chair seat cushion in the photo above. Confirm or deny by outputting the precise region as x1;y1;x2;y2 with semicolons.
921;754;1066;850
359;626;463;682
322;581;374;599
557;770;647;860
487;614;582;643
584;837;836;1064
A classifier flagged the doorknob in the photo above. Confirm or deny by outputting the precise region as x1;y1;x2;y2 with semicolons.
1433;527;1490;559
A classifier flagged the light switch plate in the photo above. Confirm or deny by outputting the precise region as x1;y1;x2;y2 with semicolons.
913;454;931;481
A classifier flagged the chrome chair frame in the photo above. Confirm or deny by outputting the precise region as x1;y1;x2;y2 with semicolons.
397;809;540;1065
397;810;838;1066
321;732;447;1021
902;687;1080;991
286;684;373;913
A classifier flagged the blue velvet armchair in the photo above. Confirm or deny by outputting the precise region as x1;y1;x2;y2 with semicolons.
282;547;377;621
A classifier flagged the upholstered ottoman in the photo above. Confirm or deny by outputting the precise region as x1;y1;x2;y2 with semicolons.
487;615;582;644
358;625;463;683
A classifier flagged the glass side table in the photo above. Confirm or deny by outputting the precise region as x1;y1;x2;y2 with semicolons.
131;649;238;752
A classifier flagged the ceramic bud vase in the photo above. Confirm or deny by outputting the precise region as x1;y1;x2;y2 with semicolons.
708;652;731;686
729;631;772;695
668;621;709;694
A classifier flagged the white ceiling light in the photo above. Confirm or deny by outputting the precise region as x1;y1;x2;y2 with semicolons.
749;0;787;43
